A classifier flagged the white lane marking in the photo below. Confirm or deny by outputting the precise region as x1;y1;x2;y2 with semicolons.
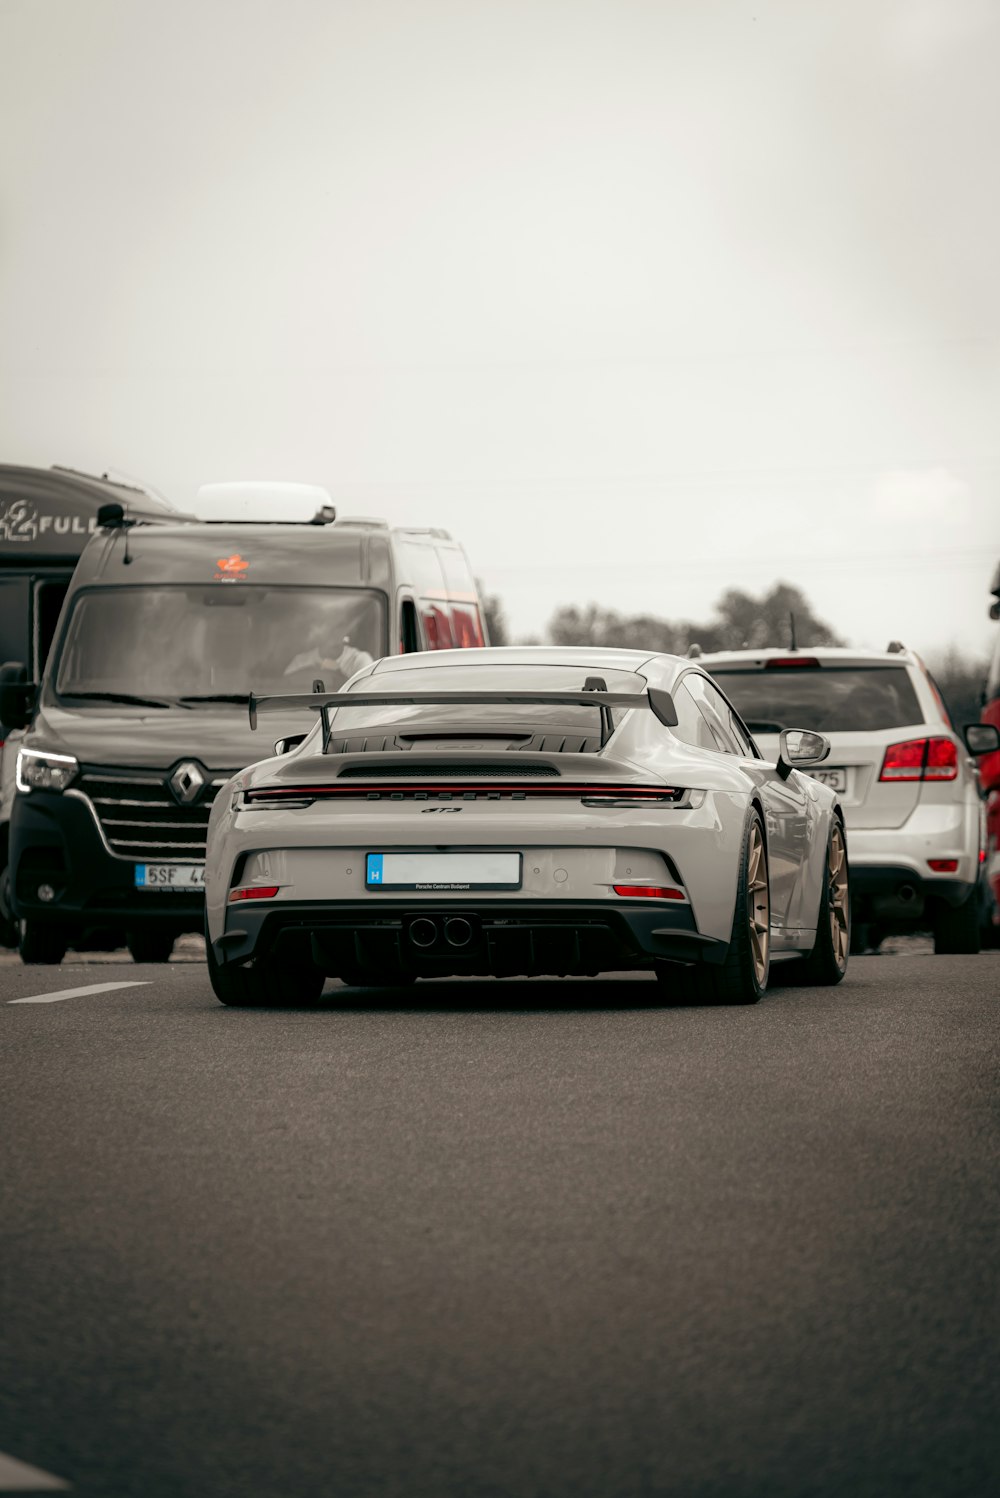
0;1448;69;1489
8;980;149;1006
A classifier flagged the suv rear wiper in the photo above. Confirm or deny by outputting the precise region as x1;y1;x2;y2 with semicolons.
177;694;249;705
62;691;176;709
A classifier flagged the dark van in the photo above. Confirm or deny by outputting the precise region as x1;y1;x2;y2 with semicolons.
0;465;181;943
0;506;488;964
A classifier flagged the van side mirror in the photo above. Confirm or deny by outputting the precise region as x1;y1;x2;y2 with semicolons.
777;728;830;780
0;662;35;731
964;723;1000;755
274;733;307;756
97;502;126;528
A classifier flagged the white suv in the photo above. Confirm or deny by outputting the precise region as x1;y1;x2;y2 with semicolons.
699;645;997;954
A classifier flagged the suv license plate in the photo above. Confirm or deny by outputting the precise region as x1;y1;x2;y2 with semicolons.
804;768;847;792
135;864;206;890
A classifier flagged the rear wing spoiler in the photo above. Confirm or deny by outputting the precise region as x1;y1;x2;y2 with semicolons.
248;687;678;748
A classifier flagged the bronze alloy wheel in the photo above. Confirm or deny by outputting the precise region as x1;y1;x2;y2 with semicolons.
747;818;770;987
828;819;850;968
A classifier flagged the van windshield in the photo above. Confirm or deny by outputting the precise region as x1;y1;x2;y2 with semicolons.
710;666;923;733
54;586;386;702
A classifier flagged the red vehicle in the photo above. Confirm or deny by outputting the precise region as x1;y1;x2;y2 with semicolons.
982;563;1000;934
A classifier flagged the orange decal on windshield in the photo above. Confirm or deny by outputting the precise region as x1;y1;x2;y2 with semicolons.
215;553;249;582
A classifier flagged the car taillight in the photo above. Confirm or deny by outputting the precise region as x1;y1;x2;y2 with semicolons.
612;884;686;900
228;885;280;903
879;737;958;782
924;738;959;780
927;859;959;873
764;657;821;668
244;784;683;803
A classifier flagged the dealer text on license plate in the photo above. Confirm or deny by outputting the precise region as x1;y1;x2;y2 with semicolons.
135;863;206;890
366;852;522;891
804;767;847;792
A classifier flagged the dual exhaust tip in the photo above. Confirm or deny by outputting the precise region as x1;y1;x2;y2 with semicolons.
409;916;474;950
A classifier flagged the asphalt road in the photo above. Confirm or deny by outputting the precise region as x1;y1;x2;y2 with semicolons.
1;953;998;1498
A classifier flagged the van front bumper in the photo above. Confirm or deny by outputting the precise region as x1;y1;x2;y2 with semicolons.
10;790;205;932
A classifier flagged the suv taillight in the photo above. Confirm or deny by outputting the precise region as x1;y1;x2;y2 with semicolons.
879;737;958;782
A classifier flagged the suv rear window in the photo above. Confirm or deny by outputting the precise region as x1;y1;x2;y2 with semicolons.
711;666;923;734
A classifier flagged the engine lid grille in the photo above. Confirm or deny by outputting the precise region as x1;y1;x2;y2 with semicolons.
336;761;561;779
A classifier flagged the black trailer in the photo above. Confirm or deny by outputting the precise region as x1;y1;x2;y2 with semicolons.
0;465;180;942
0;465;179;695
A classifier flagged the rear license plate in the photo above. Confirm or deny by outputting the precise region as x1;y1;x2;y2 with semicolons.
366;852;522;891
135;863;206;890
804;767;847;792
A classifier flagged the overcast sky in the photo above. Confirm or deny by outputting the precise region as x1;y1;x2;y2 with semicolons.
1;0;997;656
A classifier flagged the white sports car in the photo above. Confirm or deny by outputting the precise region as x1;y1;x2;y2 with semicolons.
203;647;850;1007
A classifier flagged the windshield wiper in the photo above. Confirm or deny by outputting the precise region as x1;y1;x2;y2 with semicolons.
745;719;784;733
177;693;249;705
62;691;177;710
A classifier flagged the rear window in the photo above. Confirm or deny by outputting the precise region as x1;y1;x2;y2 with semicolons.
711;666;923;733
328;663;645;739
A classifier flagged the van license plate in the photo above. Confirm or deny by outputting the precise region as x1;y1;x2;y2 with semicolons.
804;768;847;792
135;864;206;890
366;852;522;890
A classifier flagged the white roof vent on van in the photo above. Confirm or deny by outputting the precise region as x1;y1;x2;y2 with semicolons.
193;482;336;525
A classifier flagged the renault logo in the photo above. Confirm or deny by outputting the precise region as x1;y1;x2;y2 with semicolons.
169;761;206;805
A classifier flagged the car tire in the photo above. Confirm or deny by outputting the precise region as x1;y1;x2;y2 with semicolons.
933;889;981;956
978;879;1000;948
0;861;18;949
781;818;850;986
205;927;325;1007
127;930;175;964
660;807;770;1006
19;919;68;966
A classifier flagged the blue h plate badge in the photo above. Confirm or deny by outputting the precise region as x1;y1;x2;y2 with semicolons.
365;851;521;891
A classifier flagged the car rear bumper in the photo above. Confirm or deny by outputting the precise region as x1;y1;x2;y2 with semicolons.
213;897;728;978
10;791;205;932
849;864;972;918
847;816;979;892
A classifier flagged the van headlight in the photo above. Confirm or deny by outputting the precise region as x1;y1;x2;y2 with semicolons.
16;748;79;793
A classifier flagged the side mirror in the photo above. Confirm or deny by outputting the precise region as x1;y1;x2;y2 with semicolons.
0;662;35;731
97;502;126;528
274;733;307;756
777;727;830;780
964;723;1000;755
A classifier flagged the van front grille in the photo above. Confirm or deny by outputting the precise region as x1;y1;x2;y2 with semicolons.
78;769;230;861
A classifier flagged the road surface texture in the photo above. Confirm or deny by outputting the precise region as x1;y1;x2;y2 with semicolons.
1;953;997;1497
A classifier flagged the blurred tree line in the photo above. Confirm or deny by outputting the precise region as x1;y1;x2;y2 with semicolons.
482;580;990;725
548;582;843;653
928;646;990;729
